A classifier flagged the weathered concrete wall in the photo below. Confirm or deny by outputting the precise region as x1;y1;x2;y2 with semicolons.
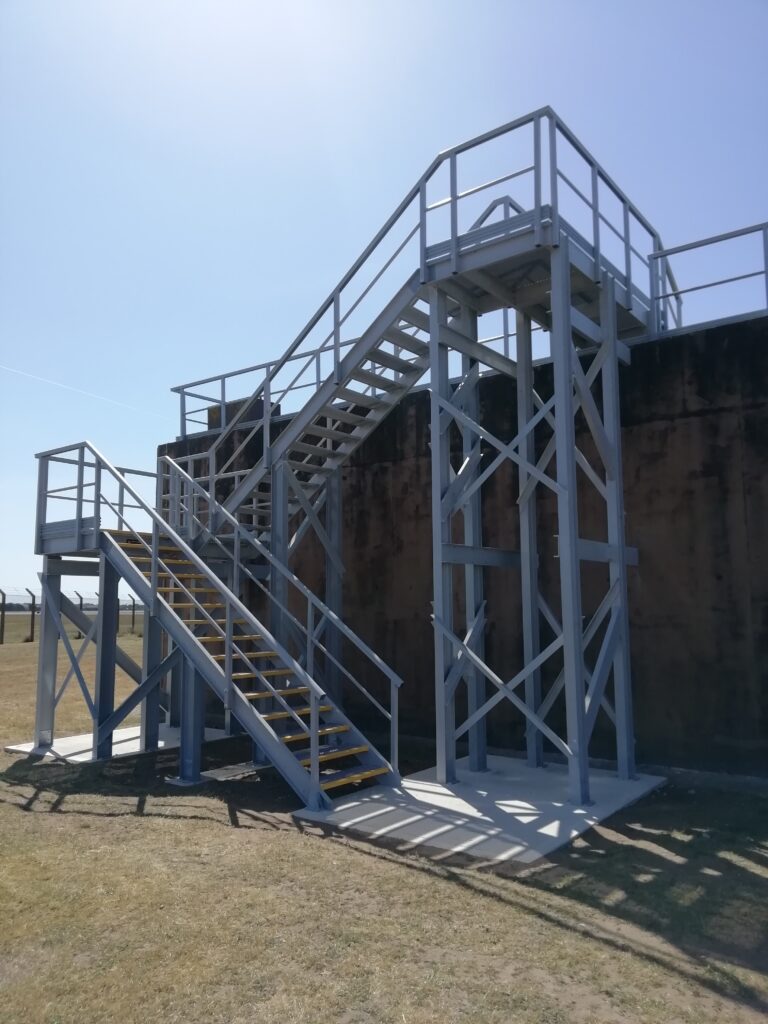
162;315;768;775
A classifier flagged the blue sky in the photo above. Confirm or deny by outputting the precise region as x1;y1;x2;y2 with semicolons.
1;0;767;588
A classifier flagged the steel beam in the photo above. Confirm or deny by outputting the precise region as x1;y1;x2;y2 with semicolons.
140;611;162;752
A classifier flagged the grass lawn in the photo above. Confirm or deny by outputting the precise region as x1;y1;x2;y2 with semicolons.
0;641;766;1024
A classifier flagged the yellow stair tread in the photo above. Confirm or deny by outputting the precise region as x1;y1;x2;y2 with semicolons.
282;724;348;744
173;603;224;609
198;633;262;643
262;704;332;722
233;668;292;679
298;745;368;767
321;766;390;791
211;650;278;660
242;686;310;700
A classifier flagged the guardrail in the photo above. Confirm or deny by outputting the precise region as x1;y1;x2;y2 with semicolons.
649;221;768;334
172;106;665;441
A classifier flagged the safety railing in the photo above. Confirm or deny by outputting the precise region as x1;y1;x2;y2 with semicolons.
158;454;402;771
649;221;768;334
172;106;665;463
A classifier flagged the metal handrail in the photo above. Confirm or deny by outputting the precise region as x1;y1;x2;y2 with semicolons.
159;454;402;766
648;221;768;331
35;442;326;719
173;106;664;448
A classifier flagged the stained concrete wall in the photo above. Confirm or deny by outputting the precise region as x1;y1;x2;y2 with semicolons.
162;315;768;775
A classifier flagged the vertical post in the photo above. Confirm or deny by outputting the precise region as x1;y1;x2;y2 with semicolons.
130;596;136;634
548;113;560;242
74;445;84;549
429;287;456;783
25;589;36;643
600;273;635;779
419;177;428;283
460;308;487;773
34;455;49;554
390;681;399;774
762;225;768;309
551;238;590;804
270;459;289;645
310;689;320;788
516;311;543;768
0;588;5;645
449;154;459;274
180;391;187;439
174;658;204;784
533;114;542;246
623;203;632;310
169;645;182;728
591;165;601;281
140;612;162;752
333;291;341;382
93;554;119;760
324;465;343;705
262;373;272;470
34;562;60;748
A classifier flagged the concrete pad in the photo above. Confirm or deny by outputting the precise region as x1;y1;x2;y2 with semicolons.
296;755;664;865
6;725;228;763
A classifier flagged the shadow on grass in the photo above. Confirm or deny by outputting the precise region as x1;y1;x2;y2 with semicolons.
3;737;767;1016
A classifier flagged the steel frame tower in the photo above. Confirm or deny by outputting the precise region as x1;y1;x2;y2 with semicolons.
428;240;636;804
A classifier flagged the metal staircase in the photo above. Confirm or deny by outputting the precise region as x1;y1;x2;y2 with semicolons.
33;442;400;809
32;107;680;807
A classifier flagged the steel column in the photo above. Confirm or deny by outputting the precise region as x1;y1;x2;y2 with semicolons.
600;273;635;779
551;238;590;804
34;558;60;748
140;611;162;752
93;553;120;761
516;311;543;767
429;287;456;783
173;658;205;784
270;458;289;645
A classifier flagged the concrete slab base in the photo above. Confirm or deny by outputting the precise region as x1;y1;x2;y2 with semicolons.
296;755;665;865
5;725;228;764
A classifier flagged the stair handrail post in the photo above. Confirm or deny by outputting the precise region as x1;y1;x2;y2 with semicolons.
419;176;427;283
306;601;314;678
623;200;632;311
224;602;233;718
179;390;187;439
333;290;341;382
263;372;271;468
310;687;320;787
591;162;601;281
763;224;768;310
150;519;159;614
390;680;399;775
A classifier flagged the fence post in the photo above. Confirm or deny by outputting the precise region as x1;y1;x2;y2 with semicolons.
25;588;36;643
131;596;136;634
74;590;84;639
0;588;5;645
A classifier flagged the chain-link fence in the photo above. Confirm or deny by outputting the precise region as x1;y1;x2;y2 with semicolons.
0;587;142;644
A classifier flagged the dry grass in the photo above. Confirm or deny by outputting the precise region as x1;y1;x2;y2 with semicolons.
0;642;766;1024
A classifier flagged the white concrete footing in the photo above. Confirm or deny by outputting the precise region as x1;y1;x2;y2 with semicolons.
6;725;227;764
296;755;664;865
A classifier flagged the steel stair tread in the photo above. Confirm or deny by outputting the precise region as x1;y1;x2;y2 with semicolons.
241;686;310;700
297;744;369;767
282;724;349;744
261;704;332;722
320;765;390;791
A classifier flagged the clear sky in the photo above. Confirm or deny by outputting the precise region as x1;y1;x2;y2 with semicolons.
1;0;767;590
